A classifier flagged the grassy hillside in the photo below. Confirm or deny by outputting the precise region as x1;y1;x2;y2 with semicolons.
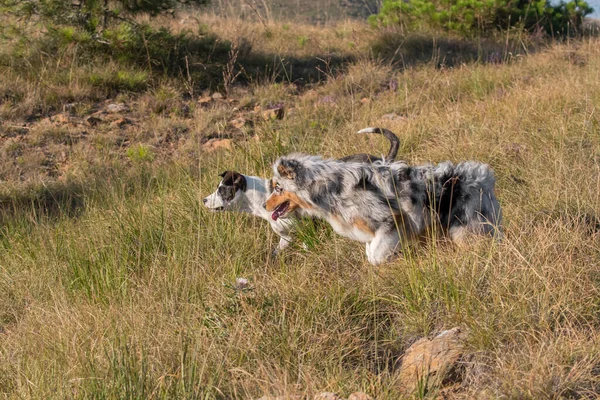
1;10;600;399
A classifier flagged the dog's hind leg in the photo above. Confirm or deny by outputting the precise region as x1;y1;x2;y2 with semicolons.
366;228;400;265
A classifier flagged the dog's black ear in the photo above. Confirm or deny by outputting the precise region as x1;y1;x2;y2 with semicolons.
220;171;247;192
277;159;303;181
219;171;229;178
232;172;247;192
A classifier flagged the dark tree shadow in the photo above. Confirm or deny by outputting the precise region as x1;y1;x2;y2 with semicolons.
237;51;354;86
370;31;535;68
0;181;86;226
227;32;536;89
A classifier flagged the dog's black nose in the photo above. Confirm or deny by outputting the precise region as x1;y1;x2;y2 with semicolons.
262;202;267;209
202;198;208;204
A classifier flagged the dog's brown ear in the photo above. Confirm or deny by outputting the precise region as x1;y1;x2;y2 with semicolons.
277;163;295;180
277;159;300;180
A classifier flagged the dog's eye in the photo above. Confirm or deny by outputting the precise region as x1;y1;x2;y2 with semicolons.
275;185;283;194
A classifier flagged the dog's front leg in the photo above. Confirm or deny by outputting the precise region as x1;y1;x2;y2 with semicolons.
366;228;400;265
272;235;293;257
270;220;294;257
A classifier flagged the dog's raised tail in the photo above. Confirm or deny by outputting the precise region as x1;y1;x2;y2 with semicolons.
357;127;400;163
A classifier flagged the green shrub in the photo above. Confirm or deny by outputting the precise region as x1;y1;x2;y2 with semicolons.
2;0;208;33
53;25;93;46
371;0;593;37
297;35;309;48
127;144;154;163
41;22;230;77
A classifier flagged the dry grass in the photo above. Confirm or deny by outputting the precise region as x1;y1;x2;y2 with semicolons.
1;12;600;399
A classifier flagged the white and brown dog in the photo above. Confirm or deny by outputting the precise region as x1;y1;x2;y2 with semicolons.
265;154;502;264
202;128;400;255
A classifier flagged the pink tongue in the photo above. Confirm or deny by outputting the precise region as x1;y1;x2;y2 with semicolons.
271;210;280;221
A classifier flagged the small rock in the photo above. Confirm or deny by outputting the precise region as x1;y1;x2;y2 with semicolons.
198;96;213;105
202;138;232;152
110;117;130;128
235;277;249;290
397;327;467;395
313;393;342;400
229;117;247;129
211;92;224;100
261;106;285;121
348;393;372;400
106;103;128;113
360;97;371;104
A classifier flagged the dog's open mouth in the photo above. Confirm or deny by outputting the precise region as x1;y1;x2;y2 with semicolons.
271;201;290;221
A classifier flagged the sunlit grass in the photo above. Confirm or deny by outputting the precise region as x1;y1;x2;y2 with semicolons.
1;12;600;399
